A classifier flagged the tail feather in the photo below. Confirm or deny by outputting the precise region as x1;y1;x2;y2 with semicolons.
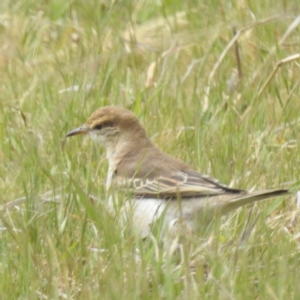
223;189;290;214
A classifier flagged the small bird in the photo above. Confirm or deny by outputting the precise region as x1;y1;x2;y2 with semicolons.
66;106;289;237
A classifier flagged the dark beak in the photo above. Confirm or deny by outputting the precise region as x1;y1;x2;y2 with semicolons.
65;126;89;137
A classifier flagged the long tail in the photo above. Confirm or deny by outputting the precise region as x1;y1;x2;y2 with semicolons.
223;189;290;214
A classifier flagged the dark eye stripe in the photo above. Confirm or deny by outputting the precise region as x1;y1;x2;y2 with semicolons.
94;124;103;130
93;121;113;130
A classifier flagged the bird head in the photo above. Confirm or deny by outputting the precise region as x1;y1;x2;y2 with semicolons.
65;106;146;148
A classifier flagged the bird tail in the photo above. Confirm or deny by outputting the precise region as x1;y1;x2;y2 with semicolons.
223;189;290;214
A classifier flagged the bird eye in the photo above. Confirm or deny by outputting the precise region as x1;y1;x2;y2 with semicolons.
94;124;103;130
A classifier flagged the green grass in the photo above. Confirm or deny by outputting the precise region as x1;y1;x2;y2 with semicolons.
1;0;300;299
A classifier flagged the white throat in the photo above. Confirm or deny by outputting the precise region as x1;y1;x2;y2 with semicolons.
105;146;118;190
89;130;133;190
89;131;119;190
105;135;135;190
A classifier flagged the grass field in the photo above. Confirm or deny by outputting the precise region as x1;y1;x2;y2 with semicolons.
1;1;300;299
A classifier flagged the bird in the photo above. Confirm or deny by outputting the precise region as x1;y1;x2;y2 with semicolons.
65;106;289;237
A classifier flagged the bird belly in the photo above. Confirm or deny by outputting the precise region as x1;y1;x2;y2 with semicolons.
124;198;206;237
124;198;169;238
128;197;223;237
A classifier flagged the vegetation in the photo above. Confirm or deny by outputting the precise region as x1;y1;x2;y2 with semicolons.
0;1;300;299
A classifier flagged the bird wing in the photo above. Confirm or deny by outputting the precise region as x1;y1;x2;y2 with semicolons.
116;169;245;198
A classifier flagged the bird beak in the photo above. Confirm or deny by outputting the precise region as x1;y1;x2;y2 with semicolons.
65;126;89;137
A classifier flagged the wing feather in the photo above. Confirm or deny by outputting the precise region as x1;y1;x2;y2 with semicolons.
116;170;244;199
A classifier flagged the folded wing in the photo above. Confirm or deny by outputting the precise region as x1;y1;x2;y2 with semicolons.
118;169;245;198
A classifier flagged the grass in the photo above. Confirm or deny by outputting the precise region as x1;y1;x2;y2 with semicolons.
1;0;300;299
